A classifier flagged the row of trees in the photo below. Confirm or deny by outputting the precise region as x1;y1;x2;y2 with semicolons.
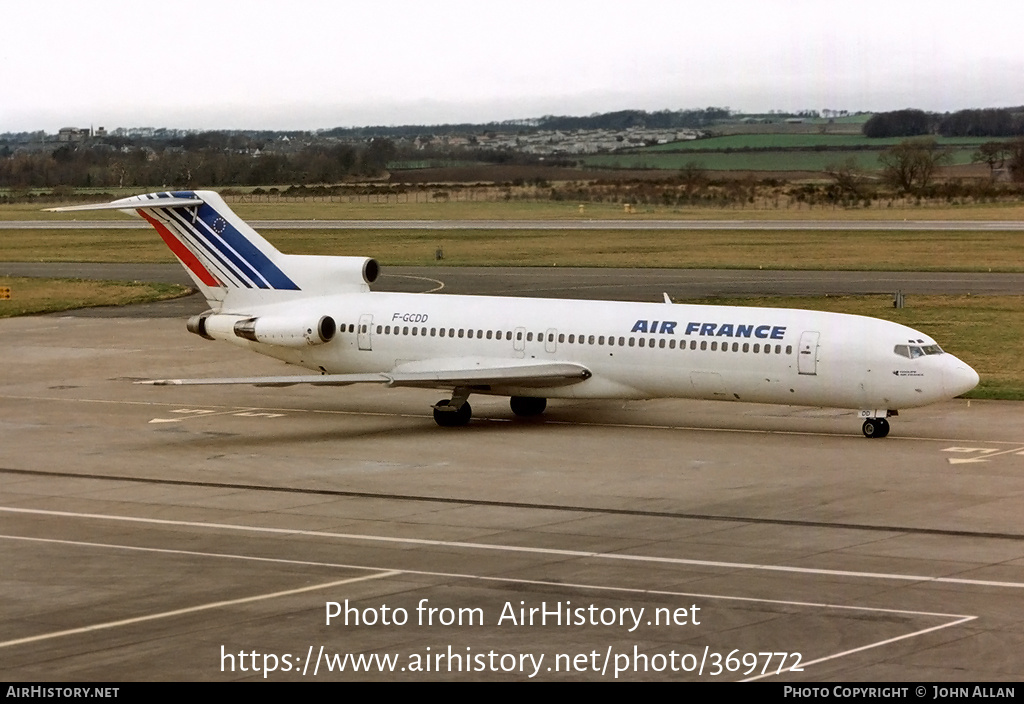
863;108;1024;138
0;139;396;189
826;138;1024;196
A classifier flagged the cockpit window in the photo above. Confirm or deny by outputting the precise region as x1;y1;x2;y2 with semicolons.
894;344;944;359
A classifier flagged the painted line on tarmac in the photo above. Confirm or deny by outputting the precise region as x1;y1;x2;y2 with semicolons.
0;531;975;681
0;567;398;650
3;505;1023;590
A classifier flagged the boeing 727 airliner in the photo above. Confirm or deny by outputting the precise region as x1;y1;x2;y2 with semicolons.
49;191;979;437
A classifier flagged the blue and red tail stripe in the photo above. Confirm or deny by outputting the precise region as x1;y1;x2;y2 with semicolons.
141;192;300;291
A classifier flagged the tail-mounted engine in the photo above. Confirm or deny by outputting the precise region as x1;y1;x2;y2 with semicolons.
187;313;336;347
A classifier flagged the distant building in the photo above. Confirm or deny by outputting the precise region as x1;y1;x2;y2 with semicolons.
57;127;90;142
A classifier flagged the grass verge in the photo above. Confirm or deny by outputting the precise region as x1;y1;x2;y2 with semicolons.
0;277;193;317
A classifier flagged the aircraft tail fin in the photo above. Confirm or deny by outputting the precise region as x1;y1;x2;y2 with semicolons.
48;190;378;310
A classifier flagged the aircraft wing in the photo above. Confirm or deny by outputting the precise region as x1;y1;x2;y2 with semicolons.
140;361;592;390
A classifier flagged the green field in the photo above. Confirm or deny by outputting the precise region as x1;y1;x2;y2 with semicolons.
0;277;192;317
580;132;987;171
638;134;988;152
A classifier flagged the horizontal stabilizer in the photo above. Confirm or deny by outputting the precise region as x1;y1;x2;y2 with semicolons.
46;196;206;212
138;362;592;390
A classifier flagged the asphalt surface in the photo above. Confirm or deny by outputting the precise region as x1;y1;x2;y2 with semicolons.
2;314;1023;681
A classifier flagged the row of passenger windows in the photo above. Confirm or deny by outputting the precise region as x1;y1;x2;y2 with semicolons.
348;323;793;355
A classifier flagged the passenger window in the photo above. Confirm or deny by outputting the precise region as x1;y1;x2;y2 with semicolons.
628;338;635;347
753;343;760;353
690;340;696;350
588;335;595;345
376;325;382;334
711;341;718;351
458;329;464;338
732;342;739;352
639;338;646;348
700;341;707;350
742;343;749;353
558;333;565;343
669;340;676;349
659;339;666;349
412;327;418;336
619;337;625;346
527;332;533;342
568;334;575;343
786;345;792;354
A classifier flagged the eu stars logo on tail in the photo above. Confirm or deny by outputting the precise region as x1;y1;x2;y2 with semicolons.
48;191;979;436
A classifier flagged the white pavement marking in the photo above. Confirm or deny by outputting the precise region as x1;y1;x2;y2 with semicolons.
742;614;977;682
943;446;1024;464
0;567;398;650
382;274;445;293
3;506;1023;590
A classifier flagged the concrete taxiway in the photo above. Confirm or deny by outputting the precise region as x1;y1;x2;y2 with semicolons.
2;296;1024;681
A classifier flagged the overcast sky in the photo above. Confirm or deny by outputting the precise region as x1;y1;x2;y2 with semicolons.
4;0;1022;132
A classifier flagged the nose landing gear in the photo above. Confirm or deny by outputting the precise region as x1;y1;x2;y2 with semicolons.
861;417;890;438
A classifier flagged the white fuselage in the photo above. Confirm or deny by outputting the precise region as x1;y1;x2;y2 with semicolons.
220;291;977;412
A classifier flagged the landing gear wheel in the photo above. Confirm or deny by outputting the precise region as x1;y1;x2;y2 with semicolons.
510;396;547;417
862;418;890;438
433;399;472;427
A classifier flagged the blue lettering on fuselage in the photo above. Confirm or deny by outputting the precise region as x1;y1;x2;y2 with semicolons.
631;320;677;334
632;319;786;338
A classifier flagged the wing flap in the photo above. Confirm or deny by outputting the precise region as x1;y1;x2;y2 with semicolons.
139;362;592;390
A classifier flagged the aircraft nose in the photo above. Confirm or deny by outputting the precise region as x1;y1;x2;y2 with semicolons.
944;358;980;397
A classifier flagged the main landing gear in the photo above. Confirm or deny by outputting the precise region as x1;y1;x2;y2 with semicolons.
433;398;472;427
432;394;550;427
433;387;472;427
510;396;547;417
